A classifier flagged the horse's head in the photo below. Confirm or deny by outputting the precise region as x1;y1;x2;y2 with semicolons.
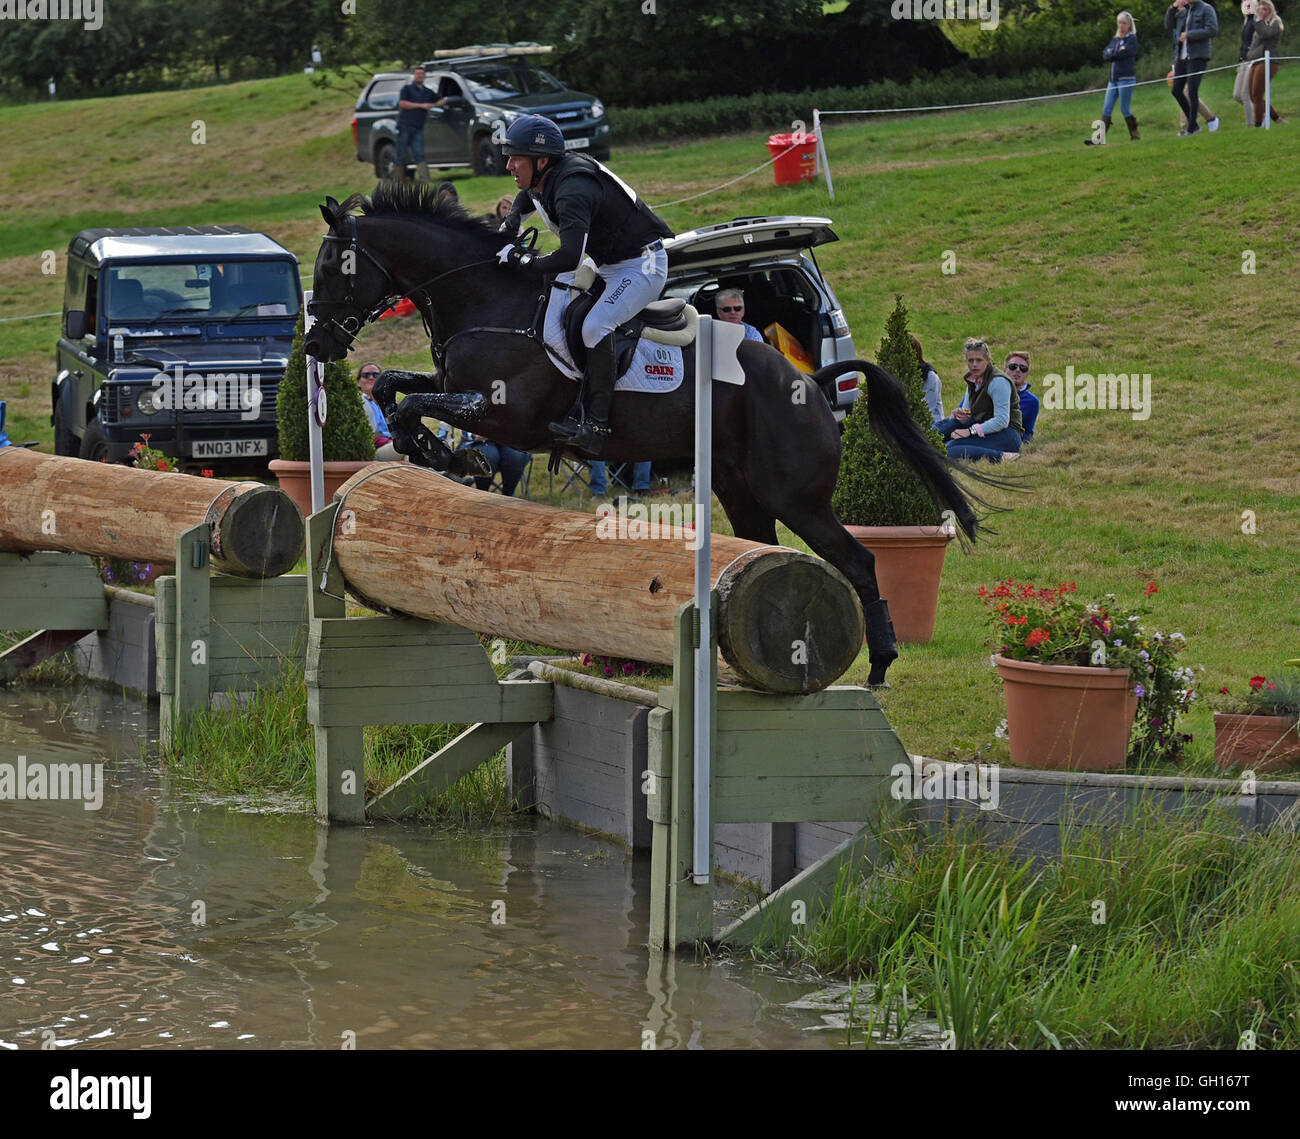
304;196;398;361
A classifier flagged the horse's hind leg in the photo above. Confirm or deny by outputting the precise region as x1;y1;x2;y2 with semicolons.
777;506;898;686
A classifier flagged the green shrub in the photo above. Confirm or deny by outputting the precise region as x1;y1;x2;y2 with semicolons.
608;66;1106;143
832;295;944;527
277;312;374;462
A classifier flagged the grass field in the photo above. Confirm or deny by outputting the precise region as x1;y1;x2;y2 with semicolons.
2;66;1297;772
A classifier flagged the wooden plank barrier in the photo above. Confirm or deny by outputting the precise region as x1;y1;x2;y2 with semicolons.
326;463;864;695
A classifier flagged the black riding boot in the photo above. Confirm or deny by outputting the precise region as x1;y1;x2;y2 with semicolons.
1125;114;1139;140
863;599;899;687
550;331;616;458
1083;114;1111;146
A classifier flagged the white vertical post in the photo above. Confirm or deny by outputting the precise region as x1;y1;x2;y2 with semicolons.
303;291;326;514
814;109;835;202
692;315;713;886
1264;52;1272;131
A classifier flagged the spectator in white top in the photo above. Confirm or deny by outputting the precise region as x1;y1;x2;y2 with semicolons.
910;334;944;427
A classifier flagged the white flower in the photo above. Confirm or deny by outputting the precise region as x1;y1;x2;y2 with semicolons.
994;718;1009;740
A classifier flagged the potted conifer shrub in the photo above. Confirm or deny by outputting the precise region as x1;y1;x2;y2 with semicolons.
832;295;953;642
268;313;377;517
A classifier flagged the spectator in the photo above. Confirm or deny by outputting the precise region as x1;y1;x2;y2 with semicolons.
589;460;652;499
459;432;530;497
935;338;1023;463
1246;0;1286;126
485;194;515;226
396;65;444;181
910;334;944;427
1004;351;1040;443
1235;1;1259;124
1166;0;1220;136
1168;67;1221;130
1086;12;1141;144
356;362;405;461
715;288;764;342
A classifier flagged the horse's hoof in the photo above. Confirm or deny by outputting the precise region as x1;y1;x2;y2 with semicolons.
866;669;891;689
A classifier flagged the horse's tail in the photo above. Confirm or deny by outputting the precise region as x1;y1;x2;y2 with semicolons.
815;359;981;543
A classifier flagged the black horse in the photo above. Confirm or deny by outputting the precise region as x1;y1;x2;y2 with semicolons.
304;182;978;684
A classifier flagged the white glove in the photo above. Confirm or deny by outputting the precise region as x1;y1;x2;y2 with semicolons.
497;243;515;264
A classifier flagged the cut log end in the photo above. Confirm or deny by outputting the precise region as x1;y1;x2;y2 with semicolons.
212;487;305;578
716;552;864;694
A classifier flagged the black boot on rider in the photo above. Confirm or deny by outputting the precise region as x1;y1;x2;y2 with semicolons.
551;331;616;458
863;598;899;687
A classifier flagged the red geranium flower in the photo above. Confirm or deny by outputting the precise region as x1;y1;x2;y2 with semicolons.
1144;581;1158;595
1026;627;1051;648
1249;675;1267;690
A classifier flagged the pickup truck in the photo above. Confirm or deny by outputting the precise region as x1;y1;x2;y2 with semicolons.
52;226;301;470
353;45;611;178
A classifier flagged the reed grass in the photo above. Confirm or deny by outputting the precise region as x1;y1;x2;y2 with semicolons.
784;804;1300;1048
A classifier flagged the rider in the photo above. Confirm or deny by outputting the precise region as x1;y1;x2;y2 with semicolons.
495;114;674;458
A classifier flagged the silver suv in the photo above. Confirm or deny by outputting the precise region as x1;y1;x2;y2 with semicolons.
661;215;861;421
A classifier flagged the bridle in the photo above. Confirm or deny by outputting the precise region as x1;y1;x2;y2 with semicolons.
309;212;543;364
308;212;504;351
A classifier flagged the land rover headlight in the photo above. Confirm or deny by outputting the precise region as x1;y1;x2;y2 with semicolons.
590;101;605;120
137;388;161;415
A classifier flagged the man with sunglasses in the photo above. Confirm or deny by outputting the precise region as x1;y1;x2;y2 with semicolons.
1003;351;1040;442
715;288;764;342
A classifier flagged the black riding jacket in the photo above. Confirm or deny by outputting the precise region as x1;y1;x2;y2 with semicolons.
504;153;673;274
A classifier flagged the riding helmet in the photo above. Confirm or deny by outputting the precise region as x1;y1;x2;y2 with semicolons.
501;115;567;158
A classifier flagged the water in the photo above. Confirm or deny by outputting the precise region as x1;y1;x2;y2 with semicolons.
0;685;905;1050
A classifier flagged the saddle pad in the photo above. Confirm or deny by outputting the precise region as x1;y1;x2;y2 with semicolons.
543;271;686;394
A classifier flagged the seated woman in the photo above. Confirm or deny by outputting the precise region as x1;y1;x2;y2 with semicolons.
934;338;1022;463
910;334;944;427
356;361;405;461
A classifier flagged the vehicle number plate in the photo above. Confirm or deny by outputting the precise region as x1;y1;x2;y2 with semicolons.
563;137;590;150
192;439;268;458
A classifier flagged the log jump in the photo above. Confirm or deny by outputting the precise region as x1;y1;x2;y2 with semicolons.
326;463;864;694
0;448;304;578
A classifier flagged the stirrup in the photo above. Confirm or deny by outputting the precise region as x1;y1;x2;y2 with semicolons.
565;421;612;459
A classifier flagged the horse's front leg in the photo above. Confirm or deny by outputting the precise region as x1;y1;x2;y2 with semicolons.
375;369;490;474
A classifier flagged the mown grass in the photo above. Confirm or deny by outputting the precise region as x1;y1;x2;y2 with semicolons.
780;804;1300;1048
2;65;1297;774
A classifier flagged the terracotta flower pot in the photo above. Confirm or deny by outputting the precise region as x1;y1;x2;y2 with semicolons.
1213;712;1300;773
844;525;953;643
268;459;376;519
994;654;1139;771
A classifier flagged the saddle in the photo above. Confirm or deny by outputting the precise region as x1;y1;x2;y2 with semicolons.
559;264;695;373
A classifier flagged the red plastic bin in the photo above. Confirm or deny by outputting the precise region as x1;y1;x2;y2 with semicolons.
766;132;817;186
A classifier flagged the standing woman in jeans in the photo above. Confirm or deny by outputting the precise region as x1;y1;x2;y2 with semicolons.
1086;11;1142;144
936;339;1023;463
1246;1;1286;126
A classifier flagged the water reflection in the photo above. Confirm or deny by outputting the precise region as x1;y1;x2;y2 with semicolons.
0;686;878;1049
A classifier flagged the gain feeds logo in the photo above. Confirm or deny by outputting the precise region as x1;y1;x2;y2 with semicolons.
891;0;1000;31
0;0;103;32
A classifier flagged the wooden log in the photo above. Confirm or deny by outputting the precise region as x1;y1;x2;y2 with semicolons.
0;448;304;578
328;464;864;694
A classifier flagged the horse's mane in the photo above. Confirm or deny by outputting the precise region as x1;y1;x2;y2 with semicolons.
339;183;499;246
